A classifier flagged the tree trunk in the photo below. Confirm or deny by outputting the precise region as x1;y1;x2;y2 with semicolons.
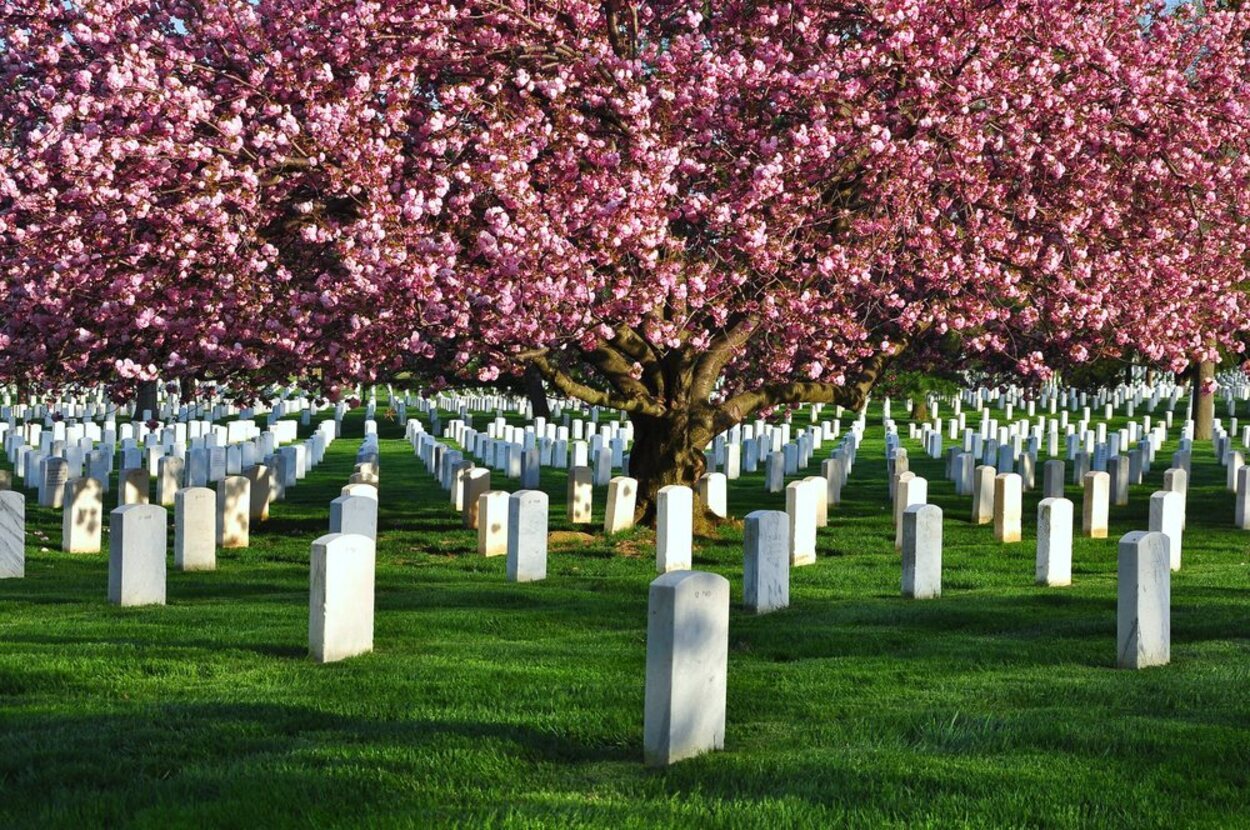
911;399;929;422
135;379;159;422
1194;360;1215;441
523;364;551;419
628;410;717;533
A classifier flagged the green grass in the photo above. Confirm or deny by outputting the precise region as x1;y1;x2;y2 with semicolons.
1;401;1248;829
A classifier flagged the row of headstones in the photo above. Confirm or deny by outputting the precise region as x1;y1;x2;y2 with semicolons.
948;375;1191;417
328;439;383;540
411;418;630;489
414;390;863;492
311;481;1176;767
0;418;337;580
642;514;1176;766
0;411;376;660
8;415;312;506
0;393;269;427
910;404;1174;452
411;412;873;591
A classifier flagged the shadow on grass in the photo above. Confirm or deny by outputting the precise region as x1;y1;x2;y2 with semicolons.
0;702;635;828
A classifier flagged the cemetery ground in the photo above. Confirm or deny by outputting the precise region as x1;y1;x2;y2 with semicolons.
1;403;1247;828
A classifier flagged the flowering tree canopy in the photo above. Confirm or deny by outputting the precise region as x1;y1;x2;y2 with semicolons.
4;0;1250;514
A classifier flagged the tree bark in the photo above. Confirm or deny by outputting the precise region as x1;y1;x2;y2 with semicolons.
911;399;929;422
523;364;551;419
135;379;159;422
628;409;716;533
1194;360;1215;441
528;326;905;530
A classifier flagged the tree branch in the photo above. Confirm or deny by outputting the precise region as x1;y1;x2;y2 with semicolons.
522;349;666;417
691;313;760;401
711;338;908;435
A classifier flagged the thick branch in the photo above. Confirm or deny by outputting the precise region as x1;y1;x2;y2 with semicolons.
523;350;666;417
585;343;661;404
611;324;666;399
691;313;761;401
711;341;905;435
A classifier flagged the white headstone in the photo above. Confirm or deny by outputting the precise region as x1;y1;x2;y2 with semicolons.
643;570;729;767
243;464;271;522
1116;531;1170;669
604;476;637;534
971;465;995;525
216;475;251;548
993;473;1023;543
785;479;818;566
108;504;167;606
697;472;728;519
61;477;103;554
743;510;789;614
120;467;148;506
0;492;24;578
656;485;693;574
477;490;510;557
157;455;184;507
566;466;593;524
901;503;942;599
1082;471;1110;538
1035;497;1074;587
309;533;376;663
507;490;548;582
174;487;216;571
1149;490;1184;572
463;468;492;529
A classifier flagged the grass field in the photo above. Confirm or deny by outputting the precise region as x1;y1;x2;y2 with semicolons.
0;401;1247;828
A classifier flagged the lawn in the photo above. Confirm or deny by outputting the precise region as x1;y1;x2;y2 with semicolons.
0;400;1247;828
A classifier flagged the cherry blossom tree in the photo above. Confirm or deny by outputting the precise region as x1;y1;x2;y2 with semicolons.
4;0;1250;520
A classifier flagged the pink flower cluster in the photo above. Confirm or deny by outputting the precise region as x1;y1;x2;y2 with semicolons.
2;0;1248;403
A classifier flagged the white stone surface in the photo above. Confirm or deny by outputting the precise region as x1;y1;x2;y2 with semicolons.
1082;471;1110;538
993;473;1023;543
477;490;510;557
309;532;376;663
1042;459;1065;499
108;504;167;606
656;485;693;574
698;472;728;519
174;487;216;572
894;474;928;550
1116;531;1170;669
1035;497;1073;587
243;464;272;522
566;466;593;524
463;468;492;529
62;477;103;554
216;475;251;548
743;509;789;614
785;479;818;566
0;491;24;578
643;570;729;767
330;493;379;542
901;503;942;599
1149;490;1184;572
507;490;548;583
120;467;148;506
157;456;184;507
604;476;637;534
971;465;995;525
